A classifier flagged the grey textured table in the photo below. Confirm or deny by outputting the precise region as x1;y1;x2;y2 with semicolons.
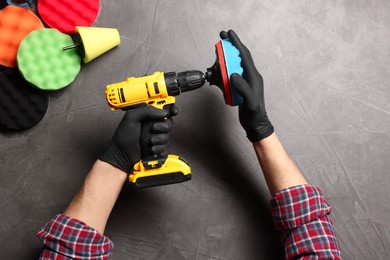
1;0;389;259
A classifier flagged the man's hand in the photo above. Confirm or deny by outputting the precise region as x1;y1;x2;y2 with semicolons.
220;30;274;142
99;105;177;173
61;106;177;236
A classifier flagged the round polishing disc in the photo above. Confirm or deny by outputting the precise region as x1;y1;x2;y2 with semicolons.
38;0;100;34
215;41;232;106
17;28;81;91
0;5;44;68
0;1;7;9
0;69;49;131
221;39;244;106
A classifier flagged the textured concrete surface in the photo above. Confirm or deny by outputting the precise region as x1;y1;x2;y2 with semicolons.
1;0;389;259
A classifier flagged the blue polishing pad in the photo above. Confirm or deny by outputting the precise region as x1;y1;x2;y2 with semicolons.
221;39;244;106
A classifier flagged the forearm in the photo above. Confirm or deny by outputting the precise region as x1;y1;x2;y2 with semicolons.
253;132;307;196
255;133;341;258
63;159;127;234
37;160;122;259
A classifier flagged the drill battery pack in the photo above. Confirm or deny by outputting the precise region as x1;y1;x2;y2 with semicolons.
131;155;191;188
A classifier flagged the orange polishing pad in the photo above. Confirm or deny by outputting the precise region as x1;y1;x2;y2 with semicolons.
38;0;100;34
0;6;44;68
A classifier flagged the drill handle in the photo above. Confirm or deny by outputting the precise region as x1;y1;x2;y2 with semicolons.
140;104;175;169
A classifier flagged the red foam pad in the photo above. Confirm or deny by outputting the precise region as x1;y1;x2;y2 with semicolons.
215;41;232;106
38;0;100;34
0;6;44;68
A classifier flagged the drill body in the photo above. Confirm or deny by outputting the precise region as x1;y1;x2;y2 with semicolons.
106;72;175;110
105;71;205;187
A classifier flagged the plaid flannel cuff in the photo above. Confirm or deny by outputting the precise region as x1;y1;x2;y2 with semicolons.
270;184;331;231
37;214;114;259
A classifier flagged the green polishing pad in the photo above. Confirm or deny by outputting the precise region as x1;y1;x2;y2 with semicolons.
17;28;81;91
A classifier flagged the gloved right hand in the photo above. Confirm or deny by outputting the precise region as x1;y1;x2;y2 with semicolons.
98;105;177;173
220;30;274;142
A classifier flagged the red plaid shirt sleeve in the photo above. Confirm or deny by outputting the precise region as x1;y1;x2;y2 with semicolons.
37;214;114;259
270;184;342;259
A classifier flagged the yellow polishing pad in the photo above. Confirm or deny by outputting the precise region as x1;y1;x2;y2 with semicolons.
76;26;120;63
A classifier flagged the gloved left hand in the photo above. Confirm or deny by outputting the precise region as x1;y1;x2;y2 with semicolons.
220;30;274;142
99;105;177;173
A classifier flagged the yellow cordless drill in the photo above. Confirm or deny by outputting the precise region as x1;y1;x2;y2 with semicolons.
105;70;205;188
105;38;244;187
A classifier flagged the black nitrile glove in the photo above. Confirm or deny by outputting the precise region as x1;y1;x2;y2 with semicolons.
220;30;274;142
99;105;177;173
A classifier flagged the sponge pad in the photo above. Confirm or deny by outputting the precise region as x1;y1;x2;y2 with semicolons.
0;6;44;68
76;26;121;63
38;0;100;34
1;1;8;9
0;69;49;131
17;28;81;91
221;39;244;106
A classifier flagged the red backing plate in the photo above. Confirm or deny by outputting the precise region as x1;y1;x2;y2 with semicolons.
38;0;100;34
215;41;232;106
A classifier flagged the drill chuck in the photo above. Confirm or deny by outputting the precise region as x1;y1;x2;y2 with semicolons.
177;70;205;92
164;70;205;96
